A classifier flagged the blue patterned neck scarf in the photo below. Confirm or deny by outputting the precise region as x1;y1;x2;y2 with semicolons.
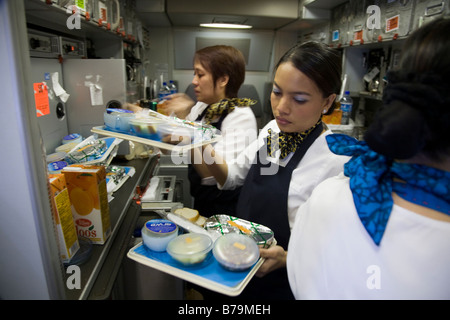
326;134;450;246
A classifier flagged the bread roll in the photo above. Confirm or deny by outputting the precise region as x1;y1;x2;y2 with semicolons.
174;207;199;222
195;216;206;227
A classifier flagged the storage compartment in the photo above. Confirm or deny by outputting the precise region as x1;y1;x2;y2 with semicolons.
119;210;185;300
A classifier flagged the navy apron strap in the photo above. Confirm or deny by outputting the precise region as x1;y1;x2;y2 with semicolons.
236;122;323;249
235;122;323;300
189;105;236;217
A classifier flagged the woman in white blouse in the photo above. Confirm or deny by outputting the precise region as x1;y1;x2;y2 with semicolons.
287;18;450;300
163;45;258;217
195;42;350;299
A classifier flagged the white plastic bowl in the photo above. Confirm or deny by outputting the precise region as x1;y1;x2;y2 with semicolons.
213;233;260;271
166;233;213;266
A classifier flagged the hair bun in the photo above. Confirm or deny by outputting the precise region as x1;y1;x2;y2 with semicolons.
364;100;429;159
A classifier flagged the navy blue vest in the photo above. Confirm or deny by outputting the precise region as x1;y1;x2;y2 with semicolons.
188;106;242;217
235;122;323;300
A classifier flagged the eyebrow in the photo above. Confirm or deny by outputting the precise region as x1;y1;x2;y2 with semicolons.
273;81;312;96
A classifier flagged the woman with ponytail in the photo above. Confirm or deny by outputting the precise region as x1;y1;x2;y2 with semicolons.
287;18;450;299
191;41;350;300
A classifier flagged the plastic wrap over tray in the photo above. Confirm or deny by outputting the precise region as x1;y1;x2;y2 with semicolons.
204;215;274;248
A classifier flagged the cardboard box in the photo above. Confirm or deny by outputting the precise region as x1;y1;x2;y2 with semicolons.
62;164;111;245
48;174;80;263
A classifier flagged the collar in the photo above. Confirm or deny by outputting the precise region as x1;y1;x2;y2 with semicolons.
326;133;450;245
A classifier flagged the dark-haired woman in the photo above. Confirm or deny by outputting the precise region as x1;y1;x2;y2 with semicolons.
287;18;450;299
195;41;350;299
162;45;258;217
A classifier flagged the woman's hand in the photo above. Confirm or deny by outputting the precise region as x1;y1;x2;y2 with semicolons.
124;102;143;113
164;93;195;119
255;245;287;278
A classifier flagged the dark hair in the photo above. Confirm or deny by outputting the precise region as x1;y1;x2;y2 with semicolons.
365;18;450;161
275;41;342;114
194;45;246;98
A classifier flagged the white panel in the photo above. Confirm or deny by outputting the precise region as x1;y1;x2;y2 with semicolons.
174;29;274;71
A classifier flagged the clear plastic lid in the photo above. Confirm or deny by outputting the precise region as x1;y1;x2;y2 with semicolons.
213;233;260;271
166;233;213;265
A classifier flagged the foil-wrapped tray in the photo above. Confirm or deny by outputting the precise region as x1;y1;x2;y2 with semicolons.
65;139;107;164
204;215;274;248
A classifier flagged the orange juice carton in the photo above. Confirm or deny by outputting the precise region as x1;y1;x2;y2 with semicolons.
62;164;111;245
48;174;80;263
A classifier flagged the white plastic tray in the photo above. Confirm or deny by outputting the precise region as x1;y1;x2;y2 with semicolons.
91;126;221;152
127;241;266;297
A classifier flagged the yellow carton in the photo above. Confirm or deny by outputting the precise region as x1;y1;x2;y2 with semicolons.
48;174;80;263
62;164;111;245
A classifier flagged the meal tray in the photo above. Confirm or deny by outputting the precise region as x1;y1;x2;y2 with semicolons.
91;126;221;152
127;241;265;297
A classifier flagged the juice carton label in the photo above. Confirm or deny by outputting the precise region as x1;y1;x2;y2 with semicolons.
48;174;80;263
62;164;111;245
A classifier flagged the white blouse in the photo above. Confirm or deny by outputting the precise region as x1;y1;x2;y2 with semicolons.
187;101;258;185
287;173;450;299
219;119;350;230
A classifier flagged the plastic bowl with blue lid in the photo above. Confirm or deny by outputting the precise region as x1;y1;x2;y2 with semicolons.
104;109;135;133
142;219;178;252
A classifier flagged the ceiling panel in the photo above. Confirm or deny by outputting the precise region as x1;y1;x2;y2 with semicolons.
136;0;300;30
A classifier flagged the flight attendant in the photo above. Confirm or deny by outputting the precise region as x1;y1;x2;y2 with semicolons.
162;45;258;217
196;41;351;299
287;18;450;300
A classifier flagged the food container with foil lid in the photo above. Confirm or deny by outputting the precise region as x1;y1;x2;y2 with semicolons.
142;219;178;252
64;139;107;164
204;215;274;248
213;233;260;271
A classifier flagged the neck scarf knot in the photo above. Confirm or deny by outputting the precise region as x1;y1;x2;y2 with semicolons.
203;98;256;125
267;119;322;159
326;133;450;246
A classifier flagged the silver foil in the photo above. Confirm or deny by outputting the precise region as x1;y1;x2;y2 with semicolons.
204;215;274;248
65;139;107;164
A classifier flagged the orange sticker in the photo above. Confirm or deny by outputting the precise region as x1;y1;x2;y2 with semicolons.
33;82;50;117
227;220;251;234
386;15;399;33
354;30;363;42
233;242;246;250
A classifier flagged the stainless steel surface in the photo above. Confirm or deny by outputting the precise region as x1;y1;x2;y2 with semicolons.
157;155;192;208
62;59;127;140
29;57;69;154
119;211;185;300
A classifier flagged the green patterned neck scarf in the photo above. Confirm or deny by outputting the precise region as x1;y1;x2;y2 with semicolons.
267;118;322;159
203;98;256;125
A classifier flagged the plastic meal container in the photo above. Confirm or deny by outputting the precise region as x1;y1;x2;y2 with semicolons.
104;109;135;133
142;219;178;252
129;118;164;140
166;233;213;266
157;123;196;143
213;233;260;271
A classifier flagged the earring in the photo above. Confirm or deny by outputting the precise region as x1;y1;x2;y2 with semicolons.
323;109;327;114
